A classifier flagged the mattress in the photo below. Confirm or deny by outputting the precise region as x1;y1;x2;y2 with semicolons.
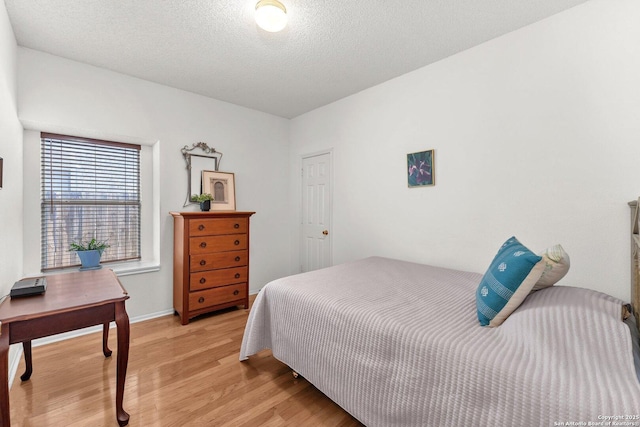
240;257;640;426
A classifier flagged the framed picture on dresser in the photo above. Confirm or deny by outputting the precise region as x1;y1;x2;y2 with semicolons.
202;170;236;211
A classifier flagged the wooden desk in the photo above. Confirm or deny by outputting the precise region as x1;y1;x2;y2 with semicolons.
0;269;130;426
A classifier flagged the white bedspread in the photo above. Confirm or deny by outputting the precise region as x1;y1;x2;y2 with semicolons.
240;257;640;427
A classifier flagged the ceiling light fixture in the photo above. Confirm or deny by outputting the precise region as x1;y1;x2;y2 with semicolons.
255;0;288;33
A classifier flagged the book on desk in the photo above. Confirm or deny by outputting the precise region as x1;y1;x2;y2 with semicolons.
10;277;47;297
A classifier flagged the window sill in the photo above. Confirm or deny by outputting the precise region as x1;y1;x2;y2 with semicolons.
109;261;161;277
37;261;160;278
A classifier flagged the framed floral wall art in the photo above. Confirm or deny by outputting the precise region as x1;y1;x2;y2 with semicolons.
407;149;434;187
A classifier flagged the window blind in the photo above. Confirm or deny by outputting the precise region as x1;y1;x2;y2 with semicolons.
41;133;141;270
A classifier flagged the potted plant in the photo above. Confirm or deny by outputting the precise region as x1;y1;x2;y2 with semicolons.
191;193;214;211
69;238;110;270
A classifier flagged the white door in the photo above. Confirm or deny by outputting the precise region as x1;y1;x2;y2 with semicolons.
301;152;332;272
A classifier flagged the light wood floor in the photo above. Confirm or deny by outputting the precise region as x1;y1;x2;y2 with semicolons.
9;298;363;427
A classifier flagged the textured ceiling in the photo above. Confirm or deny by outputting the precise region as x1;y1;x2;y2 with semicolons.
4;0;590;118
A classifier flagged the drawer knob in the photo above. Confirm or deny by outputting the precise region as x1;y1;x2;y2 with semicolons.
200;242;207;248
200;278;206;284
198;297;205;303
235;256;241;262
233;290;239;296
234;240;240;246
200;260;206;266
234;223;240;229
198;224;205;231
234;273;241;279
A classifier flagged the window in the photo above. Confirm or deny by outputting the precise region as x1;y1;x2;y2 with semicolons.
41;133;141;271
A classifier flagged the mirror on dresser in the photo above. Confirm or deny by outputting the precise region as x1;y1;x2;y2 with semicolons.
182;142;223;207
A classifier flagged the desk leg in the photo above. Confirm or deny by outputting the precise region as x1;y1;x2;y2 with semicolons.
20;341;32;381
114;302;130;427
102;323;112;357
0;322;11;427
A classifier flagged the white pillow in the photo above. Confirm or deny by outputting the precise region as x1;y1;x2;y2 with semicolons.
532;244;570;291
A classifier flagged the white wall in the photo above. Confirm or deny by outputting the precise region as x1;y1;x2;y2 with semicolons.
0;0;23;296
12;0;640;311
18;48;292;319
290;0;640;302
0;0;24;382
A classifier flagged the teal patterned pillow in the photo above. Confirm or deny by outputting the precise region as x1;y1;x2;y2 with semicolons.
476;237;546;327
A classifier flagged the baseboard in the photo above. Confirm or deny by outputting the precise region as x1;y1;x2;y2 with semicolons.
7;308;175;387
8;345;22;389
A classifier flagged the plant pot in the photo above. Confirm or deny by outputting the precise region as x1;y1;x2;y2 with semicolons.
76;250;103;270
200;200;211;211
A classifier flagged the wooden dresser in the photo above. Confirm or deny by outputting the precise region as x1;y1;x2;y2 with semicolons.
171;211;255;324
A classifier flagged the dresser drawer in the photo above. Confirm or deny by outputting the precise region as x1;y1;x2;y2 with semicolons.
190;250;248;272
190;234;247;255
190;266;248;291
189;283;247;310
189;218;248;237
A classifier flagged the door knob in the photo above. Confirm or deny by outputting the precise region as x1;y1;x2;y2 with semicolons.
322;230;329;235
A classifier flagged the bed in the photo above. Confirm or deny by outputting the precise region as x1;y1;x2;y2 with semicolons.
240;250;640;427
